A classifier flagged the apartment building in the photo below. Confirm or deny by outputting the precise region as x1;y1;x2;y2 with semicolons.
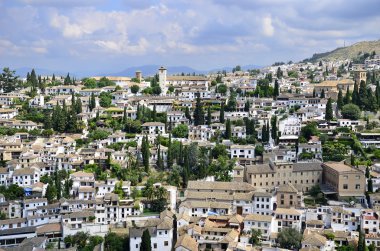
322;162;366;199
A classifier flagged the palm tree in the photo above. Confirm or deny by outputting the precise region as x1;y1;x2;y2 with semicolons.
156;186;168;200
145;185;155;201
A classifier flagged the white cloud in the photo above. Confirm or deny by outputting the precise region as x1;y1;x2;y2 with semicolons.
262;16;274;37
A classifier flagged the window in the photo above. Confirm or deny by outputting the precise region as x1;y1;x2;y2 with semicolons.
356;184;361;189
164;241;169;246
154;243;157;248
343;184;348;189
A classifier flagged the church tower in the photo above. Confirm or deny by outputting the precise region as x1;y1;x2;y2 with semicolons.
158;66;167;94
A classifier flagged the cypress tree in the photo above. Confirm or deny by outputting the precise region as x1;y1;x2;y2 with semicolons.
271;115;278;142
337;88;344;110
89;93;96;111
344;86;351;105
193;94;204;125
76;97;82;114
220;103;225;123
140;229;152;251
167;134;173;168
152;104;157;122
313;88;316;98
66;107;78;133
52;74;56;81
358;80;367;109
376;82;380;107
30;69;38;89
185;106;191;122
262;123;267;142
156;145;163;171
352;81;359;106
244;100;250;112
325;98;333;121
266;120;270;141
358;230;365;251
122;107;127;124
273;79;279;98
206;106;212;126
142;135;150;173
225;119;231;139
320;89;325;98
367;88;378;112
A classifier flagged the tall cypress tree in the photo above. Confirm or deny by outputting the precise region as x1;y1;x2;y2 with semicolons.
273;79;279;99
344;86;351;105
225;119;231;139
142;136;150;173
352;81;359;106
358;80;368;109
376;82;380;107
313;88;316;98
90;93;96;111
220;103;225;123
337;88;344;110
140;229;152;251
271;115;278;142
262;123;267;142
167;134;173;168
244;100;250;112
152;104;157;122
185;106;191;122
30;69;38;89
193;94;204;125
206;106;212;126
320;89;325;98
325;98;333;121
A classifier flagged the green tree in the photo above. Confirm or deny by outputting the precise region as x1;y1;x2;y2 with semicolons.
193;94;205;125
223;120;231;140
320;89;325;98
142;135;150;173
341;104;361;120
89;93;96;111
207;106;212;126
184;107;191;122
300;122;318;141
140;229;152;251
131;85;140;94
273;79;280;98
352;81;359;106
172;124;189;138
0;67;19;93
325;98;333;121
249;229;262;246
358;80;368;109
358;230;365;251
337;89;344;110
99;92;112;108
104;232;129;251
271;115;278;142
277;228;302;250
45;181;57;203
217;84;227;95
220;103;225;123
344;86;351;105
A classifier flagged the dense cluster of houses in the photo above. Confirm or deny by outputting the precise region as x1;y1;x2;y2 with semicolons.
0;60;379;251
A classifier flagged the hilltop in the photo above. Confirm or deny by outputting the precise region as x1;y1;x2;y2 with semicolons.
303;40;380;62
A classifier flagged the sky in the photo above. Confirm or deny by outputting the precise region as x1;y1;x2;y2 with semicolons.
1;0;380;75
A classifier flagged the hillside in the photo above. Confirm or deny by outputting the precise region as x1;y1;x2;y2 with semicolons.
303;40;380;62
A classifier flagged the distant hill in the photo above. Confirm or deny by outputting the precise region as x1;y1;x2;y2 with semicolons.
303;40;380;62
106;65;205;77
107;64;262;77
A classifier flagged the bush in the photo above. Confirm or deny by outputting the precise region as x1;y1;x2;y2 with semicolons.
172;124;189;138
341;104;361;120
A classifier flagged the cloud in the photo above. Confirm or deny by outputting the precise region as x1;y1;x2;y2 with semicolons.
1;0;380;72
262;16;274;37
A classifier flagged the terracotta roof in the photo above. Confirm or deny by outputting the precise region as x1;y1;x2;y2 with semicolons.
175;234;198;251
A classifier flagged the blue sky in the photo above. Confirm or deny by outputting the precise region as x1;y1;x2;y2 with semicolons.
1;0;380;74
